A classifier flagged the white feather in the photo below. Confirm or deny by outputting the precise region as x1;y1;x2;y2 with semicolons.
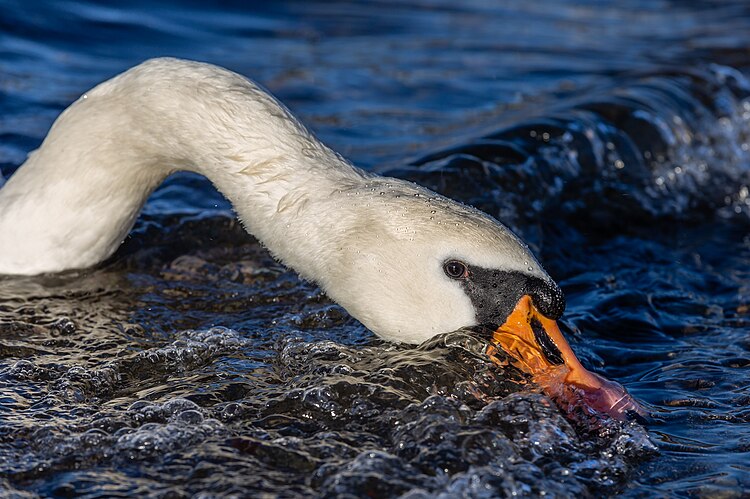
0;58;550;343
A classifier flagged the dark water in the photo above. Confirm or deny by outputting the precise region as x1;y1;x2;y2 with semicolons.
1;0;750;497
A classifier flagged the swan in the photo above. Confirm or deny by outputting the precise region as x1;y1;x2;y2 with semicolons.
0;58;643;420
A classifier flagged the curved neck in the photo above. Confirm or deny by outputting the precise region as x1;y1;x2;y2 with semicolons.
0;58;365;276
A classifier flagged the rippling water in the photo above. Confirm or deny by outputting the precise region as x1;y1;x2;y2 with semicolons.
1;1;750;497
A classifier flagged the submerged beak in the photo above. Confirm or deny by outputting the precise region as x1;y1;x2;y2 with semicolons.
487;295;647;422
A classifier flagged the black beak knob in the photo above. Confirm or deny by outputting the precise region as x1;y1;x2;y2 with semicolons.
527;278;566;320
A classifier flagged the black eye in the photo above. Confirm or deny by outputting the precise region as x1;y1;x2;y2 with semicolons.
443;260;468;279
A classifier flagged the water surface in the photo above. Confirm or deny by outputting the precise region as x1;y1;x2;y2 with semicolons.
1;1;750;497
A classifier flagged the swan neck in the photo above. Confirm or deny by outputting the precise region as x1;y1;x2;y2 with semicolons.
0;58;361;275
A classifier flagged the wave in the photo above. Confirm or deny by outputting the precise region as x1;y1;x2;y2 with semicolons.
390;65;750;235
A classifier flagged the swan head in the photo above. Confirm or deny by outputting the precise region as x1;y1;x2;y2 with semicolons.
321;180;561;346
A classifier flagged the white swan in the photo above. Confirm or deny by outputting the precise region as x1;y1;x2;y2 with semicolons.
0;58;643;419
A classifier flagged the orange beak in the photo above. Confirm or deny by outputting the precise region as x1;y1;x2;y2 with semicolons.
487;295;647;422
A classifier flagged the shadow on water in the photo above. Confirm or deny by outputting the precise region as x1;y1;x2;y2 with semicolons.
2;1;750;497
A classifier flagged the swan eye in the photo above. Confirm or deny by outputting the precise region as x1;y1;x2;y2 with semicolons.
444;260;468;279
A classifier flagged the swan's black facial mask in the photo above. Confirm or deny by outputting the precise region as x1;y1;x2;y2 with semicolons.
456;265;566;367
459;266;566;327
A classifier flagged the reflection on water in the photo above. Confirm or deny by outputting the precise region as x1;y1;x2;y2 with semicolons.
2;0;750;497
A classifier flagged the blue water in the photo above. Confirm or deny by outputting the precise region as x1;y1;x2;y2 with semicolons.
2;1;750;497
